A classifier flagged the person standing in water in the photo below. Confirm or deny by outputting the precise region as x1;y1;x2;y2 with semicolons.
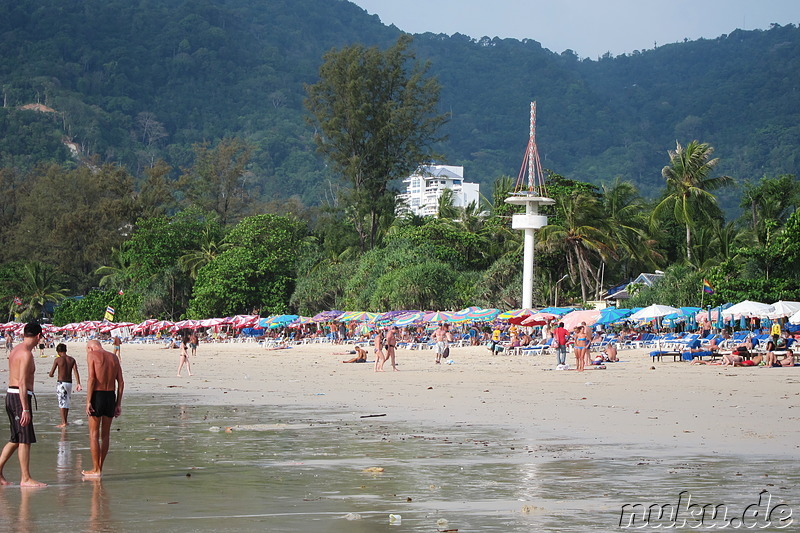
48;343;82;427
0;322;47;487
82;340;124;478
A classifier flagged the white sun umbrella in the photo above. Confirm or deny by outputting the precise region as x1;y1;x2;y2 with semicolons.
722;300;775;319
766;301;800;320
629;304;681;321
790;309;800;325
629;304;681;352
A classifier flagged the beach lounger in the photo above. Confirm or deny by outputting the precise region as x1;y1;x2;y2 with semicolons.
650;350;682;362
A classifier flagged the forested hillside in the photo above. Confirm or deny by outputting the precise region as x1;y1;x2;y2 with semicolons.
2;0;799;210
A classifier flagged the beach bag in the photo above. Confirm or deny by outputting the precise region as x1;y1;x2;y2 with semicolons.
442;346;450;359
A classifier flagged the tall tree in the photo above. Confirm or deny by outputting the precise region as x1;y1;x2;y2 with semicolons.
652;141;732;263
601;178;661;277
537;191;615;302
179;138;253;226
305;34;447;250
15;262;68;322
739;174;799;246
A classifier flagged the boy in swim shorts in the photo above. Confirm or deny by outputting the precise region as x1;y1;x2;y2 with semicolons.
48;343;82;427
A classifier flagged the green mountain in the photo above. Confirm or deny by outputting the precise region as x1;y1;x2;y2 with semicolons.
2;0;798;212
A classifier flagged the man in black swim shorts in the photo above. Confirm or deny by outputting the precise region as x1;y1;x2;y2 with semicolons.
83;340;124;478
1;322;46;487
89;391;117;418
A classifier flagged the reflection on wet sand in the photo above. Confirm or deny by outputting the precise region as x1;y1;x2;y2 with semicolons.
3;399;797;532
88;479;112;533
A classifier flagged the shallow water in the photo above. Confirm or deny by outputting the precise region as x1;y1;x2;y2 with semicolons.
1;396;797;532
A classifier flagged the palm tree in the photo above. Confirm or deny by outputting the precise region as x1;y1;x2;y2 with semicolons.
538;191;616;302
436;188;459;219
95;247;133;290
16;262;68;322
652;141;732;263
739;175;799;246
178;226;229;279
602;178;662;276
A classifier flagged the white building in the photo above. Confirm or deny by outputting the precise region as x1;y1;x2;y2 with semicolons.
397;164;481;217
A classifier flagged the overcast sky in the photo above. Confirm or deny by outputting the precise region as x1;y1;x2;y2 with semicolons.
350;0;800;59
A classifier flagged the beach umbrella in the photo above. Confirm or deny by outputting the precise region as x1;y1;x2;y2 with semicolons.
199;317;226;328
497;308;536;320
311;310;344;322
394;311;425;327
629;304;680;322
520;312;557;326
766;301;800;319
287;316;313;328
232;315;259;328
356;323;374;335
338;311;380;323
560;309;602;330
537;306;574;316
101;321;135;333
423;311;455;323
268;314;299;328
722;300;774;319
150;320;175;332
174;319;200;330
448;307;500;323
257;315;277;328
374;310;416;324
596;307;633;326
789;309;800;325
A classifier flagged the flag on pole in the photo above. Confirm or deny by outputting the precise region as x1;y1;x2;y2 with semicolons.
13;296;22;305
104;306;115;321
702;279;714;294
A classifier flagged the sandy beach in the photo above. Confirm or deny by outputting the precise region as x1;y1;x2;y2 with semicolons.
1;339;798;531
25;339;799;456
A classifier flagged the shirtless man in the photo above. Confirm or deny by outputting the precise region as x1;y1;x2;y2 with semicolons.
433;323;452;364
385;326;399;371
48;343;82;427
0;322;46;487
339;345;367;363
112;336;122;361
373;329;385;372
189;331;199;357
3;331;12;356
82;339;124;478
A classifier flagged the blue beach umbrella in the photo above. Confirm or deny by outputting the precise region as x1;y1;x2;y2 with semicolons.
596;307;632;326
538;306;575;316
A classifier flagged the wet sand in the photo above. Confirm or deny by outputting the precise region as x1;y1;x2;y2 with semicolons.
0;340;797;531
108;340;800;456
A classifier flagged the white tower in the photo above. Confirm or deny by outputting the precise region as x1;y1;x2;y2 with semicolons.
505;102;554;309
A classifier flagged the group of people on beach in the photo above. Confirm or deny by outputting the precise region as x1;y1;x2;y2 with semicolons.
1;322;124;487
333;322;455;370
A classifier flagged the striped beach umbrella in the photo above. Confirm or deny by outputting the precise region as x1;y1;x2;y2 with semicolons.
338;311;380;323
498;308;536;320
393;311;425;327
311;310;344;322
423;311;454;323
449;307;501;323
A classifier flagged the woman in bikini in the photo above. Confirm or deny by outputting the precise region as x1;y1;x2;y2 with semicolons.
177;334;193;377
573;326;588;371
373;329;385;372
